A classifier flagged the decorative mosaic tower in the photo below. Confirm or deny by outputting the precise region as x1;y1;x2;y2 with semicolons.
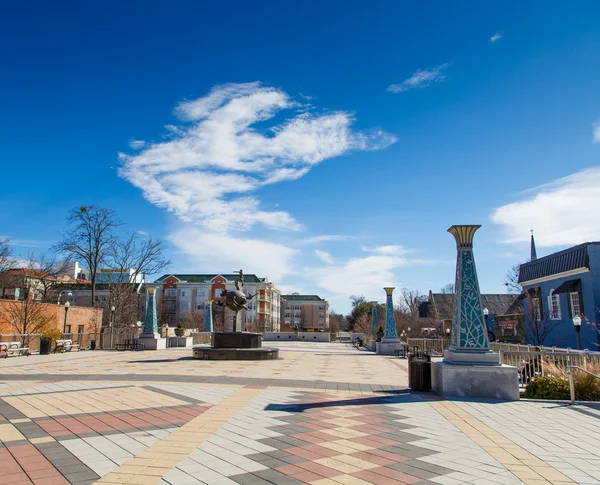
445;225;492;360
383;287;398;341
432;225;519;400
376;287;403;355
371;302;378;337
138;286;166;350
204;300;214;333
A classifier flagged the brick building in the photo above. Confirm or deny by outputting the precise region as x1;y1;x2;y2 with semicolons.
280;293;329;331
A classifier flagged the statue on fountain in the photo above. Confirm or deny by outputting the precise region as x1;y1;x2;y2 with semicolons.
215;270;258;331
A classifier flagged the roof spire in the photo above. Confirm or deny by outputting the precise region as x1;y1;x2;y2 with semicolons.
530;229;538;261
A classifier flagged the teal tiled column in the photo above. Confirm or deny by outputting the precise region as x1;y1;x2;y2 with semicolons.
142;286;158;336
444;225;498;365
382;287;398;341
204;300;214;333
371;302;378;338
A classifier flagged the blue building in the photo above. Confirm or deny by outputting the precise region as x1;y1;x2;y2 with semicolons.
518;240;600;350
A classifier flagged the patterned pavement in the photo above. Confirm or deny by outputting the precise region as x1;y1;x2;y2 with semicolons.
0;343;599;485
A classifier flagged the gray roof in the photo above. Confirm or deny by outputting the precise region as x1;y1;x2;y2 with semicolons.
282;294;326;302
518;242;598;283
155;274;265;284
430;293;522;320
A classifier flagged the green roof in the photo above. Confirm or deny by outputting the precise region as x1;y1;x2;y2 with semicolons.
155;274;265;284
282;294;326;301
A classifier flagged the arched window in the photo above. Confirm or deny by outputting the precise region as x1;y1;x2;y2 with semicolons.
548;289;561;320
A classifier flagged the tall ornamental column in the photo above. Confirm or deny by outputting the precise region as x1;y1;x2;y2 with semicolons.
382;287;398;341
142;286;159;336
444;225;497;364
204;300;214;333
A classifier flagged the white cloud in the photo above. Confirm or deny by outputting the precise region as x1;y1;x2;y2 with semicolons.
129;140;146;149
491;167;600;246
387;63;450;94
120;82;396;234
169;227;297;282
312;245;431;305
315;249;334;264
490;31;504;43
301;235;351;245
593;120;600;143
136;230;149;236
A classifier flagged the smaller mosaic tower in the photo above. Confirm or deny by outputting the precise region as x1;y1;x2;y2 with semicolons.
371;302;378;337
383;287;398;341
204;300;214;333
138;285;167;350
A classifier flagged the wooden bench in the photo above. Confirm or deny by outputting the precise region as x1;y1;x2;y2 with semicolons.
54;339;80;353
0;342;31;358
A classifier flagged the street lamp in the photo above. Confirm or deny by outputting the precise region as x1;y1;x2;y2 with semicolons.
573;315;582;350
57;291;73;305
483;307;489;321
63;301;70;334
110;306;116;329
446;327;450;338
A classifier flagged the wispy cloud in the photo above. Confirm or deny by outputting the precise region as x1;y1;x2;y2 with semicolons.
490;30;504;43
301;235;351;245
593;120;600;143
121;82;396;283
315;249;334;264
387;63;450;94
0;236;49;248
129;140;146;149
312;245;433;305
491;167;600;246
120;82;396;234
136;230;149;236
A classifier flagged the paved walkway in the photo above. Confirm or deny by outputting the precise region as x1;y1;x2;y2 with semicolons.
0;343;599;485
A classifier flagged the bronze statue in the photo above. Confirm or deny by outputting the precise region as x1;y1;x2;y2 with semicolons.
215;270;257;331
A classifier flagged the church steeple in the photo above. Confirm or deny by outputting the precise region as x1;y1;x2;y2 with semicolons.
530;229;537;261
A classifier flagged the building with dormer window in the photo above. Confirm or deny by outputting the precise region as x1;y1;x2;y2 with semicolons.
153;273;281;331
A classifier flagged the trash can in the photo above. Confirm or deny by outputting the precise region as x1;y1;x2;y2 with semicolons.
90;340;96;350
40;338;51;355
409;351;432;392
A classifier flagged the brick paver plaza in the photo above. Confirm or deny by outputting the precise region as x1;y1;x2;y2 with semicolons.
1;342;599;485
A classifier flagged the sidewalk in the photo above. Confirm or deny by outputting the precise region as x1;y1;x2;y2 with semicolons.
0;344;599;485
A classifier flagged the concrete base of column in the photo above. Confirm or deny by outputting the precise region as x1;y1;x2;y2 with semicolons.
376;338;402;355
138;333;167;350
432;361;519;400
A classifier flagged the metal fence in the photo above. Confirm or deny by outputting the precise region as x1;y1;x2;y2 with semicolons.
0;333;100;353
98;328;141;350
406;338;451;356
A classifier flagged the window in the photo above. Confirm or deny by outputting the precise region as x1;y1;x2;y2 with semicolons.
78;325;84;333
180;301;191;311
197;303;204;310
548;290;561;320
570;292;581;316
215;289;222;298
318;306;324;310
165;289;176;297
530;297;542;321
197;289;206;297
180;290;188;297
319;312;324;318
66;325;71;333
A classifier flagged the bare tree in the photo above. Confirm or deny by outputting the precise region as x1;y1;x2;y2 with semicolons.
52;206;121;306
328;311;345;333
523;291;559;346
108;233;171;285
179;307;205;330
439;283;455;294
1;290;55;339
504;264;522;294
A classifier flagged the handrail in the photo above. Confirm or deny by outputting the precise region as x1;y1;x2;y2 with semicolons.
566;365;600;404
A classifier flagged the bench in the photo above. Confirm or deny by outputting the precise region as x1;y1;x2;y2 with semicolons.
116;339;145;351
54;339;80;353
394;344;410;358
0;342;31;358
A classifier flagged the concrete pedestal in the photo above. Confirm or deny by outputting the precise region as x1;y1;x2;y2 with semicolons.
138;333;167;350
370;341;377;352
376;338;403;355
432;361;519;400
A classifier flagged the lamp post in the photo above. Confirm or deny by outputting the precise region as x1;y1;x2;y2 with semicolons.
573;315;582;350
446;327;450;338
63;301;70;335
110;306;116;349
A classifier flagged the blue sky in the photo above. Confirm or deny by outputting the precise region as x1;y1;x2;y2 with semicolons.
1;1;600;313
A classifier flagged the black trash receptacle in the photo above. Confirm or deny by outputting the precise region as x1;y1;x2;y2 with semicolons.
40;338;51;355
409;352;432;392
90;340;96;350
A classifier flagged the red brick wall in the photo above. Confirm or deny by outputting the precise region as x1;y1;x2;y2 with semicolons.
0;300;103;335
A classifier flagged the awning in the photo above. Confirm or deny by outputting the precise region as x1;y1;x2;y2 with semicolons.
553;279;581;294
